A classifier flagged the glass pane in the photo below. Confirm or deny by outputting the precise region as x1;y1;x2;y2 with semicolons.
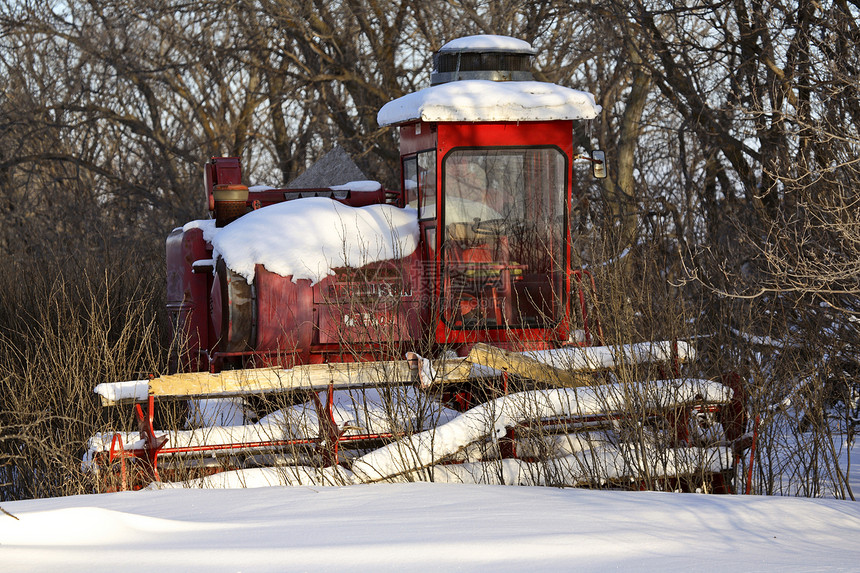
403;156;418;208
441;147;566;330
418;151;437;219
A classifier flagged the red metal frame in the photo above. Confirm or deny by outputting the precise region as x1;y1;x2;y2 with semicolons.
170;120;587;373
101;390;734;492
100;384;403;491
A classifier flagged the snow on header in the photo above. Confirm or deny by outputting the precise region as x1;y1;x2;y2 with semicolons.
242;181;382;193
186;198;419;284
329;180;382;192
438;34;536;54
378;80;601;126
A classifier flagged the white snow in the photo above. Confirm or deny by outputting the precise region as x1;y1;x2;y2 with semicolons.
180;199;419;284
181;218;218;243
409;341;695;388
243;181;383;193
86;376;734;482
2;483;859;572
351;379;731;482
377;79;601;126
84;377;728;490
154;442;733;491
84;387;461;469
93;379;148;404
438;35;536;54
187;397;254;426
525;340;696;370
329;180;382;192
210;198;418;283
731;328;799;349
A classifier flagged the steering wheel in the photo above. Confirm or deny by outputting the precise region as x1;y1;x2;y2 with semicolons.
470;218;507;236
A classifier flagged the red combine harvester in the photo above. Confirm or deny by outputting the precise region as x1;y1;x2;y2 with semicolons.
87;36;747;492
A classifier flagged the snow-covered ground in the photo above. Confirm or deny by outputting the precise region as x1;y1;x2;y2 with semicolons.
2;482;859;572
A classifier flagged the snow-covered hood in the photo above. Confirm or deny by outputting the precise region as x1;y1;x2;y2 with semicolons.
184;197;419;284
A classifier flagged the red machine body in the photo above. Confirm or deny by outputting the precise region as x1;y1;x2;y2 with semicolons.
167;117;600;373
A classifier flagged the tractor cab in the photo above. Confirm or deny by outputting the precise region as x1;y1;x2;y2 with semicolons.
379;35;604;350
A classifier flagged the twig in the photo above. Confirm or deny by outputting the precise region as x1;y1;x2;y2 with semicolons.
0;505;19;520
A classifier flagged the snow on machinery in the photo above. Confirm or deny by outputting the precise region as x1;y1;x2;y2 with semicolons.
87;35;747;492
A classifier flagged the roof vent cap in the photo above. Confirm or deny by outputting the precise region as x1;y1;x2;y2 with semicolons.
430;35;536;86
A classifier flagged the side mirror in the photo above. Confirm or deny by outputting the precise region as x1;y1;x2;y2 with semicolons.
591;150;607;179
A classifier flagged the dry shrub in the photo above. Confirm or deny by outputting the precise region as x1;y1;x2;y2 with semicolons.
0;238;168;500
2;215;853;499
711;296;857;499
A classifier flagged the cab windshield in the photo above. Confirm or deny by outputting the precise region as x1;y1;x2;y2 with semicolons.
441;147;567;329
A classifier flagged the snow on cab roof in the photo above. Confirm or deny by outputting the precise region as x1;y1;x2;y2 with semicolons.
438;34;536;54
377;79;601;126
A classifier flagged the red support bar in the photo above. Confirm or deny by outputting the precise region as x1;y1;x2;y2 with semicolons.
312;384;343;466
135;396;168;482
108;433;129;491
745;414;761;495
